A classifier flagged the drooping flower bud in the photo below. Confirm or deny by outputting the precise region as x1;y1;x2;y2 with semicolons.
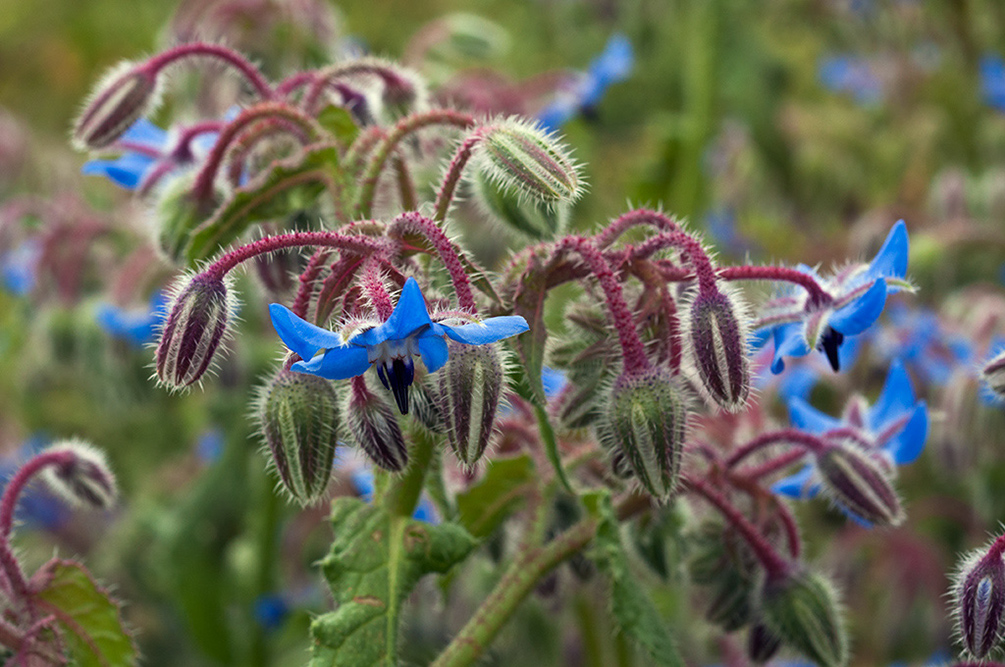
983;349;1005;398
602;368;687;500
683;286;751;412
815;441;904;527
258;366;340;505
347;379;409;472
153;174;221;265
409;381;444;434
953;543;1005;659
705;569;755;631
72;62;160;151
437;342;505;467
475;120;583;205
687;520;760;631
747;622;782;664
39;439;118;511
155;272;235;391
473;171;569;240
761;570;848;667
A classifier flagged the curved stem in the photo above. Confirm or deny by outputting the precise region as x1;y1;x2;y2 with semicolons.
630;231;718;292
594;209;683;249
0;451;73;539
726;429;829;468
277;71;316;97
360;257;394;320
146;42;273;99
434;132;483;222
291;249;332;319
387;212;476;312
718;265;831;307
204;230;388;280
740;449;808;481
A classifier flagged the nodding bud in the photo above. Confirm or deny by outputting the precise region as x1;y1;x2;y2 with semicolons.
953;544;1005;659
983;349;1005;398
684;286;751;412
409;381;444;434
816;442;904;527
747;622;782;664
437;343;505;467
347;379;409;472
72;62;160;151
688;521;759;631
475;120;583;205
761;570;848;667
154;175;222;263
155;273;234;391
258;367;340;505
602;368;687;500
39;439;118;511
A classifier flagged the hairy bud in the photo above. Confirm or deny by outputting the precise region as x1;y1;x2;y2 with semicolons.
953;544;1005;659
258;367;340;505
72;62;160;151
155;273;234;390
475;120;582;205
983;349;1005;398
347;380;409;472
154;175;221;264
602;368;687;500
409;381;444;433
688;520;760;631
473;171;569;240
684;286;750;412
39;439;118;511
437;343;505;467
816;442;904;527
747;622;782;664
762;570;848;667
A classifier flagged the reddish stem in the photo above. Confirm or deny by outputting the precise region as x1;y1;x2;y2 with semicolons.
277;71;316;97
594;208;683;249
726;429;829;468
740;450;808;481
630;231;718;292
204;231;388;280
146;42;273;99
718;265;831;307
387;212;476;312
360;258;394;320
291;249;332;319
434;131;484;222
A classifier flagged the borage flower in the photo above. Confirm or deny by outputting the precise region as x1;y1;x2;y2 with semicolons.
96;290;169;348
758;220;912;374
269;277;528;414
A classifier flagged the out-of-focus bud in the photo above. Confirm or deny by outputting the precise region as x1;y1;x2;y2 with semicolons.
153;175;221;265
687;520;760;631
747;622;782;664
953;543;1005;659
474;120;583;205
761;570;847;667
816;441;904;527
347;380;409;472
437;342;505;467
72;62;160;151
601;368;687;500
155;272;234;391
258;367;340;505
683;286;750;412
983;349;1005;398
706;569;755;631
39;439;118;511
549;303;617;429
409;381;444;433
473;171;569;240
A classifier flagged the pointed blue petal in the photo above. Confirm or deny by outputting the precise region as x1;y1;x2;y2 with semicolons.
292;345;370;380
771;322;810;374
120;118;168;147
415;333;449;373
867;220;908;280
269;303;344;361
439;315;529;345
82;153;157;190
777;366;819;403
885;402;928;465
830;278;886;336
772;465;820;499
868;359;916;429
359;277;433;347
788;397;842;434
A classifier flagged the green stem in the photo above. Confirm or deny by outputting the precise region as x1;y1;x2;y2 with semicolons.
248;466;282;667
533;402;574;494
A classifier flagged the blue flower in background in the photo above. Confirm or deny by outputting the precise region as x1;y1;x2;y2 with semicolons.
541;367;568;400
0;436;70;532
538;34;633;132
819;54;884;105
195;428;225;464
981;54;1005;111
81;119;167;190
0;238;41;296
873;302;972;386
96;291;169;348
270;277;528;414
350;467;437;523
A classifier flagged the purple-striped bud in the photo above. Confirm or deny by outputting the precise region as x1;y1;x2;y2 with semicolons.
761;570;847;667
347;380;409;472
953;543;1005;659
602;368;687;500
437;343;505;467
816;441;904;527
684;286;750;412
747;622;782;664
475;120;583;204
155;273;234;391
72;62;160;151
983;349;1005;398
257;367;340;505
39;439;118;511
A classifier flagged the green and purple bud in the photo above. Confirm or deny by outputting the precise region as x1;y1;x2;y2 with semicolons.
153;174;222;265
347;378;409;472
747;622;782;664
983;349;1005;398
257;366;340;505
39;439;118;511
72;61;161;151
684;286;751;412
816;441;904;527
474;120;583;205
155;272;235;391
761;570;848;667
437;342;505;467
953;543;1005;659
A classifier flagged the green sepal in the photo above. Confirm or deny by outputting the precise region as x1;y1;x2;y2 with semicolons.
317;105;360;146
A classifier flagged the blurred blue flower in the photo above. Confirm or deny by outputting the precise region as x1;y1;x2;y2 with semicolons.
538;34;633;132
873;302;972;386
541;367;568;400
195;428;225;464
270;277;528;414
0;436;70;532
981;54;1005;111
0;238;41;296
253;593;290;631
81;119;166;190
96;290;169;348
818;54;884;105
350;468;437;523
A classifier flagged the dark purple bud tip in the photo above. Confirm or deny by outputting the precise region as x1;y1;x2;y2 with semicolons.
347;380;409;472
954;544;1005;659
40;439;118;511
72;62;160;151
155;273;234;391
816;441;904;527
438;342;505;468
684;286;751;412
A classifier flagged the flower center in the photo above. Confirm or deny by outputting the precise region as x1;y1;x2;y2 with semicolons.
369;338;420;414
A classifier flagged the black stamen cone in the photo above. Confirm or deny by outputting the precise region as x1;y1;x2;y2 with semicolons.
376;364;390;390
819;327;844;372
383;357;414;414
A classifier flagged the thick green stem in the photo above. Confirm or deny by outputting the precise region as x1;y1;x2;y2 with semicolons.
248;465;282;667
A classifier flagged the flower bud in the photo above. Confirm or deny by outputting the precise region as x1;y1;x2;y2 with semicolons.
473;171;569;240
602;368;687;500
153;175;221;265
438;342;505;467
983;349;1005;398
475;120;583;204
684;286;750;412
39;439;118;511
953;544;1005;659
409;381;444;434
816;442;904;527
347;380;408;472
155;272;234;391
705;569;755;631
258;367;340;505
72;62;160;151
762;570;847;667
747;622;782;664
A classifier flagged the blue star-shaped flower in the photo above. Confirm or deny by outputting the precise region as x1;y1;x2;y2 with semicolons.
759;220;912;374
772;359;928;524
269;277;529;414
81;119;167;190
95;290;169;348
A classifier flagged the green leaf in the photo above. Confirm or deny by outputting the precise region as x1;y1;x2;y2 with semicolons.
317;105;360;146
310;498;477;667
456;454;534;538
184;142;341;264
33;560;137;667
583;492;684;667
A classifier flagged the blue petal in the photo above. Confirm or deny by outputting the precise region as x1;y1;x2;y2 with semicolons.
358;277;432;347
777;365;819;403
884;402;928;465
120;118;168;147
542;367;568;400
351;469;375;501
866;220;908;280
292;345;371;380
438;315;529;345
82;153;157;190
770;322;810;374
537;98;578;133
830;278;887;336
788;397;842;434
772;465;820;499
415;333;449;373
867;359;916;430
269;303;345;361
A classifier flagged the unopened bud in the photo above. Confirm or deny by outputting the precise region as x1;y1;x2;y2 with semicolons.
72;62;160;151
706;569;755;631
684;286;750;412
39;439;118;511
153;175;221;264
155;272;235;391
953;544;1005;659
438;342;505;467
347;380;409;472
602;368;687;500
409;381;444;433
475;120;583;204
258;367;340;505
747;622;782;664
816;442;904;527
473;171;569;240
983;349;1005;398
762;570;848;667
